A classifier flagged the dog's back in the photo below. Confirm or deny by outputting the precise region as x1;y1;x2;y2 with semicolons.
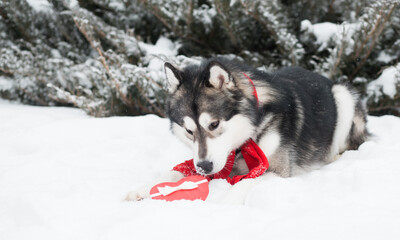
265;67;368;171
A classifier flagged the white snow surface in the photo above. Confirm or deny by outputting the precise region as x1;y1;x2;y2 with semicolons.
1;100;400;240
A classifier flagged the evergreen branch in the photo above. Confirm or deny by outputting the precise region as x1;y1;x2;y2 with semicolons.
140;71;164;91
139;72;167;116
185;0;194;37
239;0;303;64
96;48;135;111
0;67;14;76
350;3;397;80
72;17;101;51
47;83;109;117
20;88;48;106
329;29;347;79
214;1;238;48
368;94;400;114
135;82;165;117
137;0;204;46
138;0;174;33
0;3;33;43
47;83;81;107
239;0;282;52
353;4;386;61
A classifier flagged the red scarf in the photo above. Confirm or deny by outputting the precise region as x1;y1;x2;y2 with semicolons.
172;139;268;185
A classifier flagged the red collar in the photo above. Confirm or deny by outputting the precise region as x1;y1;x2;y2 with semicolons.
243;73;259;108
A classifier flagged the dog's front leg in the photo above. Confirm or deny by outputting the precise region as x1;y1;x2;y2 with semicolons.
125;170;185;201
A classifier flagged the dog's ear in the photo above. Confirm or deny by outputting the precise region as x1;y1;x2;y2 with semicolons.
207;61;234;89
164;62;182;93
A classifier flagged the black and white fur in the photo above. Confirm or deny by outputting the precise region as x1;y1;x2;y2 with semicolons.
126;58;368;202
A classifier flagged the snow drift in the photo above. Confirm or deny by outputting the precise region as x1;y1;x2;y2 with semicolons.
1;100;400;240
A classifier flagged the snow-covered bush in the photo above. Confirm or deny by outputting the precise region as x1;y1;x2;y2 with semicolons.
0;0;399;116
367;63;400;116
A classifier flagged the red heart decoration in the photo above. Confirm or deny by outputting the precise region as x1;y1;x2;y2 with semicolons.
150;176;209;201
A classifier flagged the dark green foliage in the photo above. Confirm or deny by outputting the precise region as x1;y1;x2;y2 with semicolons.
0;0;399;116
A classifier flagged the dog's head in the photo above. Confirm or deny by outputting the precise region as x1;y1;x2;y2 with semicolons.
164;59;256;175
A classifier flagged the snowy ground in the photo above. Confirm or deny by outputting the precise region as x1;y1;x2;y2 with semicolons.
1;100;400;240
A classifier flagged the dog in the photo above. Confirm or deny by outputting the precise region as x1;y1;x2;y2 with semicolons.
125;57;369;201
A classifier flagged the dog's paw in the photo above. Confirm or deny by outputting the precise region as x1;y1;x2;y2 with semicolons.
125;187;150;201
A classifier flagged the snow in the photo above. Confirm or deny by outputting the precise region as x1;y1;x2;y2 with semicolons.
230;0;238;7
0;77;14;91
301;20;357;51
73;71;93;88
108;0;125;11
1;100;400;240
193;4;217;33
26;0;52;12
377;51;397;63
68;0;79;8
367;63;400;101
139;37;179;58
138;37;180;72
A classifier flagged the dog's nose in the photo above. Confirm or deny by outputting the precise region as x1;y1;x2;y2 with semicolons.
196;161;213;174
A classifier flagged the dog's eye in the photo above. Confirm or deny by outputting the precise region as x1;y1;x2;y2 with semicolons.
185;128;193;135
209;120;220;131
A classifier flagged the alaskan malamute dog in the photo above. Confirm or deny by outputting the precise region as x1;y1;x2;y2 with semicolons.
126;57;368;201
